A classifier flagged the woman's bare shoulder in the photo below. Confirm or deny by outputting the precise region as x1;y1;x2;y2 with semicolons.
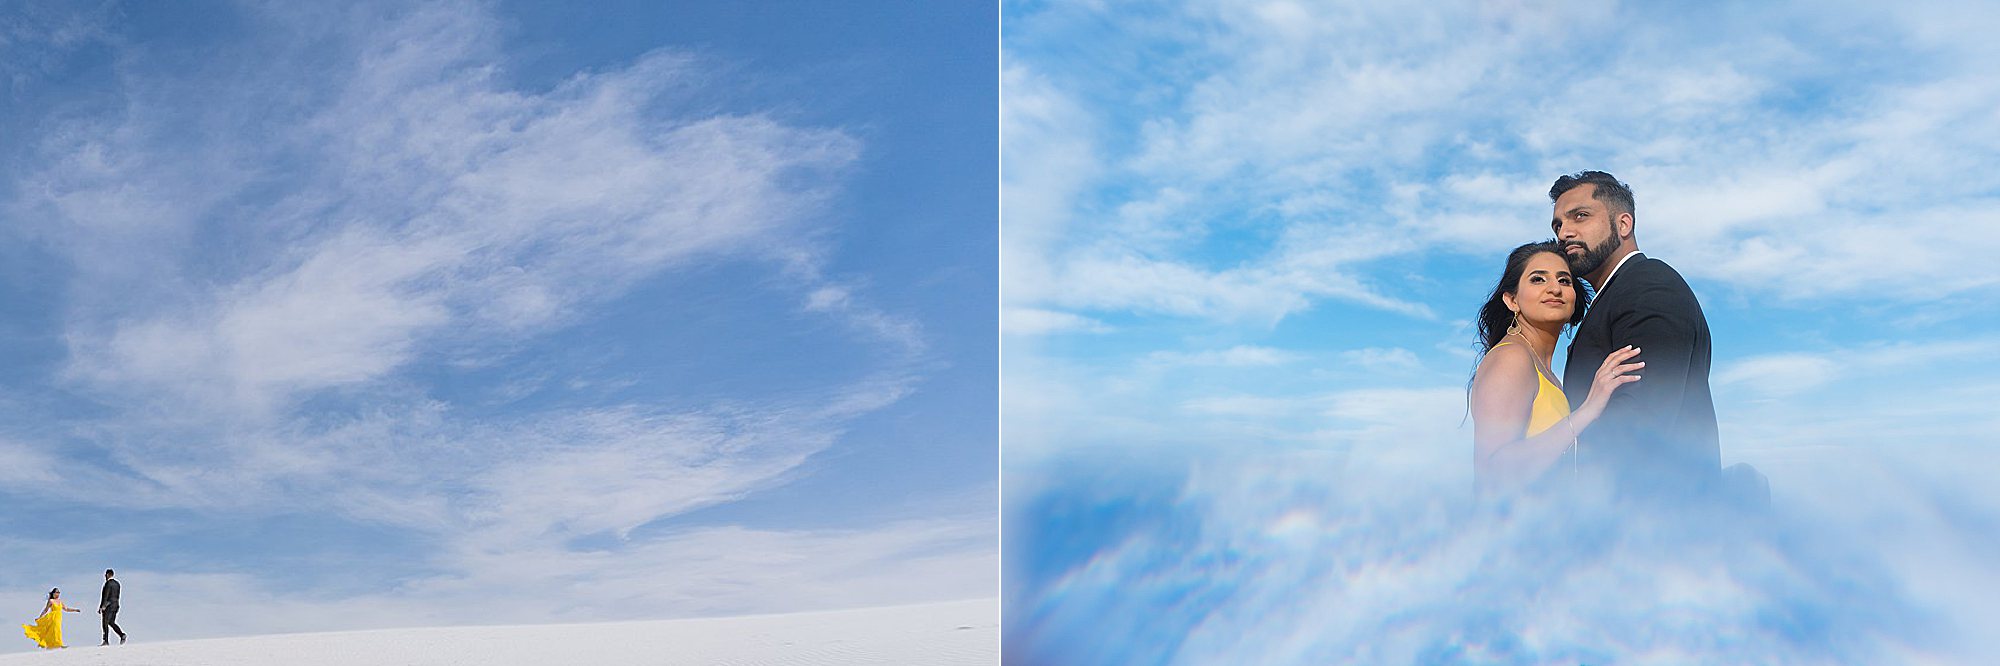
1471;345;1539;426
1473;343;1536;388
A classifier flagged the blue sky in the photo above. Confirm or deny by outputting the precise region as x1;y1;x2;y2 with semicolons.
1004;0;2000;662
0;0;993;646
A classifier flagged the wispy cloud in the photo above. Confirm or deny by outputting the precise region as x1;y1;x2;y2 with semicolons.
1002;307;1111;336
1145;345;1298;368
13;0;877;491
1007;441;2000;663
0;438;59;486
1338;347;1421;372
1714;353;1841;398
458;383;913;548
1004;0;2000;334
43;43;859;419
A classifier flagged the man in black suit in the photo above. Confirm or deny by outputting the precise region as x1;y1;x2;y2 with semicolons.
99;568;125;646
1549;171;1721;499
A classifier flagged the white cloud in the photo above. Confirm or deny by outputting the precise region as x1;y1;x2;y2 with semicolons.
1000;54;1436;332
1179;394;1305;418
1001;307;1111;335
1339;347;1422;372
1146;345;1299;368
1026;239;1433;326
1009;407;2000;663
801;281;927;357
458;401;860;546
999;62;1099;319
1713;353;1841;397
0;438;59;487
1715;338;2000;405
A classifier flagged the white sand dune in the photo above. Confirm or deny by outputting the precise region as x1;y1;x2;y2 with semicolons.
0;598;995;665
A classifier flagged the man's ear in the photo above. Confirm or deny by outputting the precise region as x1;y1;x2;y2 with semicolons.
1617;212;1634;240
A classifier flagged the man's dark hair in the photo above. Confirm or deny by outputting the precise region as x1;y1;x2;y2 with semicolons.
1549;170;1634;218
106;569;115;577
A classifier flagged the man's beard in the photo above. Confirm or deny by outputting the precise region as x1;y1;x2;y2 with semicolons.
1567;232;1623;279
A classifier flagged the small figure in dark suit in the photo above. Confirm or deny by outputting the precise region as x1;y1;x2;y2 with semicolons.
98;569;124;646
1549;172;1725;501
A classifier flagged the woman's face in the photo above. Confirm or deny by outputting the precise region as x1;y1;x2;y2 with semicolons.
1508;252;1576;326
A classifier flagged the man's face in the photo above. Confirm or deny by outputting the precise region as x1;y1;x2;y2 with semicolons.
1552;183;1624;278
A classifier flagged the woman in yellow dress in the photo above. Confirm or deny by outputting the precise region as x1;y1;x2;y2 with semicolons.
22;587;81;649
1470;240;1643;498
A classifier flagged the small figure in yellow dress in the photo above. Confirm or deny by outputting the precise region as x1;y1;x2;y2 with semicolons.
22;588;81;649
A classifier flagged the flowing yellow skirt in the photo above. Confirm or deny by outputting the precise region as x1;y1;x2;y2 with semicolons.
22;604;63;649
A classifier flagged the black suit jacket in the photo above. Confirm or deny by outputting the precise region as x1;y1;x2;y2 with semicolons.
1565;253;1721;497
101;578;119;613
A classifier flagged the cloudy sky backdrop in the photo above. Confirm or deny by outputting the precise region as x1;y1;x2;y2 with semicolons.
0;0;994;648
1003;0;2000;662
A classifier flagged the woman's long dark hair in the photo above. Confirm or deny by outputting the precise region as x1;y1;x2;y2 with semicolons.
1464;240;1590;424
1475;239;1588;355
46;588;57;600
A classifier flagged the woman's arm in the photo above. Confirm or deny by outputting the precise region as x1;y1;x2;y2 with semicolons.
1473;345;1641;497
1472;348;1574;497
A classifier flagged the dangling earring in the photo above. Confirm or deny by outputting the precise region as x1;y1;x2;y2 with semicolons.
1505;311;1522;336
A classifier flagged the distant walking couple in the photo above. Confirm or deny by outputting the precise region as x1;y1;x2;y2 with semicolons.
1470;171;1764;505
22;569;125;650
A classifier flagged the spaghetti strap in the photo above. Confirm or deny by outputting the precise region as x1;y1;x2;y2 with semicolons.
1491;336;1570;437
1493;338;1560;390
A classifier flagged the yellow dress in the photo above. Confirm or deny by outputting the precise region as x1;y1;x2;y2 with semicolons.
22;601;65;649
1492;341;1570;436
